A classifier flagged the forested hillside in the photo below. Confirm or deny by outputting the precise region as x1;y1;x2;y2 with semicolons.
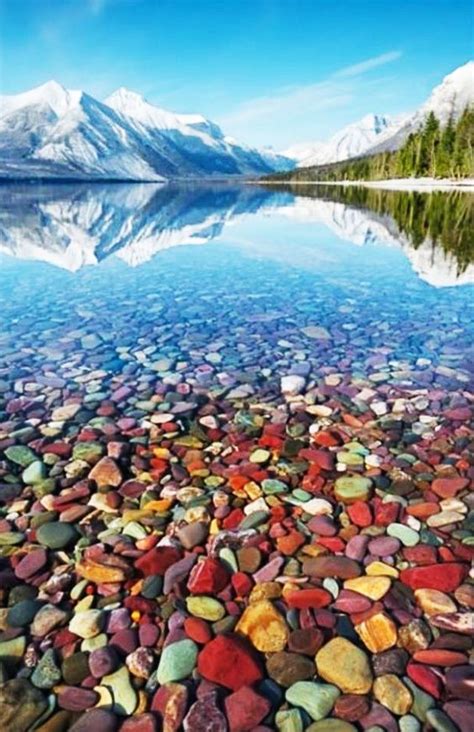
267;107;474;182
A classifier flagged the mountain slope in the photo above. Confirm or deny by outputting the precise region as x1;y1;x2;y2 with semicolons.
286;114;400;167
0;82;293;180
367;61;474;155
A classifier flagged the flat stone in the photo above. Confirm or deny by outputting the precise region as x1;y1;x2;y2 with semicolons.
343;576;391;600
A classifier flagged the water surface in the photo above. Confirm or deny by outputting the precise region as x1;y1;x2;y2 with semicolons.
0;182;472;401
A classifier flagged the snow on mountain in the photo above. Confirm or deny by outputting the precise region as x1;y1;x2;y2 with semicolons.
0;82;293;181
285;114;399;168
367;61;474;155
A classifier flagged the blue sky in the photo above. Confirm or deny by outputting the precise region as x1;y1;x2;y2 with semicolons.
0;0;472;148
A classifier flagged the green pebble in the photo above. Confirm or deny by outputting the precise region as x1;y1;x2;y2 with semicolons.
22;460;47;485
7;600;42;628
219;547;238;572
239;510;269;530
72;441;104;463
249;448;270;464
387;523;420;546
0;532;24;546
37;522;77;549
307;721;357;732
262;479;287;494
404;678;435;722
156;639;198;684
286;681;340;721
186;596;225;621
426;710;458;732
5;445;37;467
275;709;304;732
400;715;421;732
102;666;138;716
31;649;61;689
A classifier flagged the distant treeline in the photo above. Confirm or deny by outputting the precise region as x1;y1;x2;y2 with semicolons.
264;183;474;274
268;107;474;181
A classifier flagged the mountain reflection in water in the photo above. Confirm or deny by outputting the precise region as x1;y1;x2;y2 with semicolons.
0;182;472;287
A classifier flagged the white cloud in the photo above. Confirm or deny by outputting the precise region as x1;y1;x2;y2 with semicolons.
217;52;403;148
334;51;403;78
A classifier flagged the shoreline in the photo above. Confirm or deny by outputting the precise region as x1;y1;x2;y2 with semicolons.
260;177;474;192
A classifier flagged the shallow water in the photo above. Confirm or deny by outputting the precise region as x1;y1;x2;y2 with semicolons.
0;183;473;394
0;183;473;728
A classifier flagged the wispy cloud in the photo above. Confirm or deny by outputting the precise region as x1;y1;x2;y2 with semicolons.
334;51;402;78
217;51;403;147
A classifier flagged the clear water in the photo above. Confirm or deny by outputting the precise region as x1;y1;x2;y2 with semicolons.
0;183;473;399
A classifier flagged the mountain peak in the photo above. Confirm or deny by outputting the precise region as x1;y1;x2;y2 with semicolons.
107;87;147;106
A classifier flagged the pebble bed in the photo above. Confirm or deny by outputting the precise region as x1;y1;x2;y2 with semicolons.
0;238;473;732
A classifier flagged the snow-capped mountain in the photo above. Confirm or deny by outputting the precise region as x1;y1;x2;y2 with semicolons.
283;61;473;168
0;82;294;181
286;114;400;167
365;61;474;155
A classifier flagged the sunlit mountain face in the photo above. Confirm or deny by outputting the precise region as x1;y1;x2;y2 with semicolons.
0;183;472;288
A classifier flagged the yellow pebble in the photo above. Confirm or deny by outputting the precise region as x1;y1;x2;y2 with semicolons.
355;612;398;653
131;610;141;623
344;576;392;600
236;600;288;653
209;518;220;535
366;561;399;578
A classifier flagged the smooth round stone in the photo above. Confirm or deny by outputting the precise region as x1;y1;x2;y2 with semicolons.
62;652;90;685
37;522;77;549
387;523;419;547
368;537;401;556
333;695;370;722
334;476;372;504
275;708;304;732
249;448;270;464
426;709;459;732
445;666;474;701
89;647;119;678
7;599;42;627
58;687;99;712
316;638;373;694
156;639;198;684
399;715;421;732
343;576;391;600
5;445;37;467
69;609;103;639
236;600;288;653
14;549;48;580
186;596;225;622
31;604;68;637
267;651;315;687
286;681;340;721
372;649;408;677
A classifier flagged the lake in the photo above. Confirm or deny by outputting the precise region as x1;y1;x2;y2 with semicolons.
0;183;473;728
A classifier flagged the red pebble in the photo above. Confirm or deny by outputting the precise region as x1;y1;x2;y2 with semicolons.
223;509;245;529
413;649;467;666
231;572;253;597
187;558;229;595
403;545;438;565
120;714;158;732
286;588;332;609
407;663;443;699
134;546;182;577
347;501;372;527
224;685;271;732
197;634;263;691
432;477;469;499
400;563;468;592
184;617;212;644
374;501;399;526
